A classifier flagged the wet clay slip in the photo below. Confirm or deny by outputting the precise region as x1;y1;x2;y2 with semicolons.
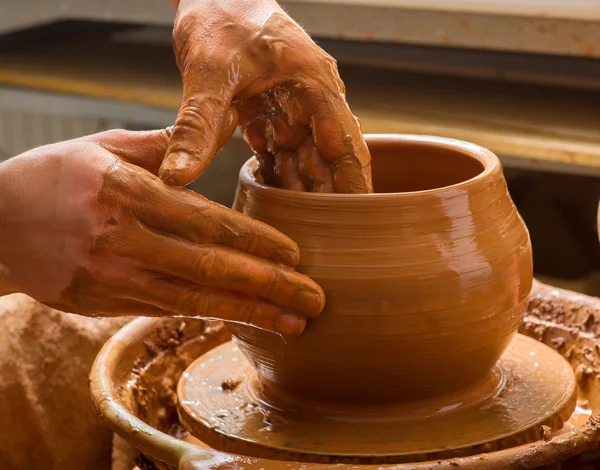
90;280;600;470
230;134;533;401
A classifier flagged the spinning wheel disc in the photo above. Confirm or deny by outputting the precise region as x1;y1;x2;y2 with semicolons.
177;334;576;464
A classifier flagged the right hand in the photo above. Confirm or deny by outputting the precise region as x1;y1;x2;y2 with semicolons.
0;129;324;337
161;0;373;193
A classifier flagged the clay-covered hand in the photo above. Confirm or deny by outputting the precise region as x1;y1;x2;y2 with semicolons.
0;129;324;337
162;0;372;193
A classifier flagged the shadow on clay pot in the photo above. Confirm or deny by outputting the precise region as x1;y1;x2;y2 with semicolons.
231;134;533;403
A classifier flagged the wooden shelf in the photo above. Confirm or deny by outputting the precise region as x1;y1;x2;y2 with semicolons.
342;66;600;175
287;0;600;21
1;33;600;176
3;0;600;57
0;36;181;109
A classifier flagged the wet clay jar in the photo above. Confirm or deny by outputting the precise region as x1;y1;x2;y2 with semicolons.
231;134;533;404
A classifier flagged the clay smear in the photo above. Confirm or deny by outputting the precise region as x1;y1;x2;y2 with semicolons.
90;280;600;470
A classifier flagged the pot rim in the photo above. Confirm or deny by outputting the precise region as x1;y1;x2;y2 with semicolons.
238;134;500;200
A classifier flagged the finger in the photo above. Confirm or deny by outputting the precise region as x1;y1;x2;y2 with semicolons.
84;128;173;175
215;106;239;154
269;112;310;150
121;272;308;336
239;116;277;186
134;182;300;267
288;75;372;194
310;94;373;193
235;93;272;129
106;299;173;317
160;78;234;186
236;95;279;186
274;151;306;191
297;137;333;192
135;229;324;317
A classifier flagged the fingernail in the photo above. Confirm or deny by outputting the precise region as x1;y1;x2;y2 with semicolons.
274;313;305;336
277;245;300;267
163;151;191;171
296;290;325;316
159;171;181;186
159;153;194;186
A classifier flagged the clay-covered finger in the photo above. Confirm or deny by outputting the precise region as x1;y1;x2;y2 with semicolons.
121;272;309;336
296;80;372;193
269;113;310;150
159;77;235;186
276;80;371;193
274;151;306;191
254;150;277;187
136;230;325;317
236;96;279;186
135;182;300;267
84;128;173;175
216;106;239;154
240;117;277;186
311;104;372;193
240;116;269;154
297;137;333;192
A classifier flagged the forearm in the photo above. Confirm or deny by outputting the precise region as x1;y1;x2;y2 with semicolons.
0;161;19;296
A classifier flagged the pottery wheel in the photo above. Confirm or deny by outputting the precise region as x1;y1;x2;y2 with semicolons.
177;334;576;464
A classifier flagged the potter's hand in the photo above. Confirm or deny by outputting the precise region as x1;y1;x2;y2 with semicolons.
0;130;324;337
162;0;372;193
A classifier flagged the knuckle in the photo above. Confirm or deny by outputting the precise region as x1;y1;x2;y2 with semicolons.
86;128;130;149
180;289;208;317
173;95;228;141
90;224;128;257
99;128;129;141
239;301;259;325
260;268;281;300
233;233;258;255
191;250;217;281
183;202;223;243
181;208;207;241
173;11;201;51
101;160;140;196
324;52;338;68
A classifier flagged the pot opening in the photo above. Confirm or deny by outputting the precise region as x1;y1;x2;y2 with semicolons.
370;139;485;193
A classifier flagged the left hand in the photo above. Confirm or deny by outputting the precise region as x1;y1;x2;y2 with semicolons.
162;0;373;193
0;129;324;337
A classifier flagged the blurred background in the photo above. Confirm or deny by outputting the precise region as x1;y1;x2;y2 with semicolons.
1;0;599;294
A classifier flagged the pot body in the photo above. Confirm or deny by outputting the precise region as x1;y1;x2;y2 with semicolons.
231;134;533;402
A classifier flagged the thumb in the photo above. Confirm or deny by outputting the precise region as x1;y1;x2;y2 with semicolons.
85;128;173;175
159;84;239;186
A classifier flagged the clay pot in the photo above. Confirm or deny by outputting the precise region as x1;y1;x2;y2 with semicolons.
231;134;533;402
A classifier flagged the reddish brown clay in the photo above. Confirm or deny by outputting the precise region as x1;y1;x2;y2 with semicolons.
90;280;600;470
230;134;533;402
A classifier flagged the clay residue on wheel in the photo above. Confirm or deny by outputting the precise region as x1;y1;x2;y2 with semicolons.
102;282;600;470
119;319;230;435
522;280;600;409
